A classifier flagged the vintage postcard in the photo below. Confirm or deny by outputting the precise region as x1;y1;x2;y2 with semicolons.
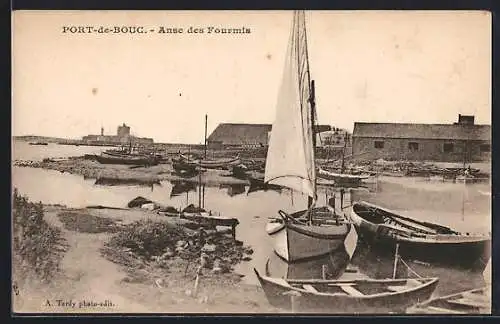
11;10;491;314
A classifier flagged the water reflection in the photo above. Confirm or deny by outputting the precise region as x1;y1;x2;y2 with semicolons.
170;180;197;197
265;247;351;280
94;177;161;188
219;183;247;197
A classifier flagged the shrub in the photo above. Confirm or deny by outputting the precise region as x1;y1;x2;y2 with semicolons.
12;188;67;282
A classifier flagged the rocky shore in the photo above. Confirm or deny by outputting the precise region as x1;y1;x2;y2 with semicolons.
13;154;491;187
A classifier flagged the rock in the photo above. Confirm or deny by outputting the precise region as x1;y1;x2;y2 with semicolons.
244;247;254;255
201;244;217;253
242;256;252;261
128;196;153;208
141;203;156;210
212;259;222;273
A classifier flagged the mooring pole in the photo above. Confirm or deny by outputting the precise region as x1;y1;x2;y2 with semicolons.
392;243;400;279
204;114;208;160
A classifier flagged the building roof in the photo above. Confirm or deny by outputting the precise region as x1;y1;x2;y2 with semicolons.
208;123;331;145
208;123;272;145
352;122;491;141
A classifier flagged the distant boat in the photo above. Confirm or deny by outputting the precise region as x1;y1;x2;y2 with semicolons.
263;11;350;263
350;201;491;270
178;154;242;170
409;287;491;314
318;133;372;187
95;152;159;166
318;168;371;187
29;142;48;146
254;267;439;314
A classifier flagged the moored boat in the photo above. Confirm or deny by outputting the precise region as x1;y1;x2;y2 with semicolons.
254;268;439;313
95;152;159;166
180;204;239;229
266;207;350;262
318;168;371;186
29;142;48;146
178;154;242;170
350;201;491;270
409;287;491;314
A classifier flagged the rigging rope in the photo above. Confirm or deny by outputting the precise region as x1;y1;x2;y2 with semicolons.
398;256;423;278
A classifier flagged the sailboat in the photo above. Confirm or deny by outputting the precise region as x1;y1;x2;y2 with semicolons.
264;11;350;263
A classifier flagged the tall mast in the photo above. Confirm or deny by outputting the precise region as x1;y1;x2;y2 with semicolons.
204;114;208;160
302;10;316;209
341;132;348;173
308;79;316;209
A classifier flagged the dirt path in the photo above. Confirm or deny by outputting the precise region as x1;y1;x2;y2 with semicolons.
14;209;151;313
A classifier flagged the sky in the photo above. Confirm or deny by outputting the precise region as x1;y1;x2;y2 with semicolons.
12;10;491;144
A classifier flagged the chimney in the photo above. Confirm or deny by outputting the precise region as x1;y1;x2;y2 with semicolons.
457;114;475;125
101;127;104;136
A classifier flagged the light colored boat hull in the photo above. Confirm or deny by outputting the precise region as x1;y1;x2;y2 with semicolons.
266;222;348;262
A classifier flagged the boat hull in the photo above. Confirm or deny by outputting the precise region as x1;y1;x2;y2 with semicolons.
95;153;158;166
409;287;491;314
350;203;491;270
254;269;439;314
266;219;350;263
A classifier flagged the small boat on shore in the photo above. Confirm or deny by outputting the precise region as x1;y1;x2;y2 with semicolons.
409;287;491;314
29;142;48;146
254;268;439;314
96;152;159;166
350;201;491;270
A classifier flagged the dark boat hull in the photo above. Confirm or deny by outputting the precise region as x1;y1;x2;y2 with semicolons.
350;202;491;270
254;269;439;314
95;153;158;166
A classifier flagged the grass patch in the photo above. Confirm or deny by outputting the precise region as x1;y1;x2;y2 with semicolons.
57;211;119;233
12;188;68;282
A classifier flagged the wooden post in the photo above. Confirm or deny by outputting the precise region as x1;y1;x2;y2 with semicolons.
282;290;302;312
322;264;327;280
392;243;400;279
231;223;236;240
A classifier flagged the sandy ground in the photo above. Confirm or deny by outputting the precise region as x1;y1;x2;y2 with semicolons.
12;206;280;314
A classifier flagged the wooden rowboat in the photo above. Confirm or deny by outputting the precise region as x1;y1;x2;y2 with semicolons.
409;286;491;314
95;152;159;166
254;268;439;314
318;168;371;186
350;201;491;270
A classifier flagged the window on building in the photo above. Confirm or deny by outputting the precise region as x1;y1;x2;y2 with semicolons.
443;143;454;153
408;142;419;151
480;144;490;153
374;141;384;149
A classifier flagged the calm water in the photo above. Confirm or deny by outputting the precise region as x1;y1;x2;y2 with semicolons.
11;142;491;298
12;140;110;162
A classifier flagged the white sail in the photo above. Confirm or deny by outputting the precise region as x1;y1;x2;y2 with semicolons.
264;10;317;199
